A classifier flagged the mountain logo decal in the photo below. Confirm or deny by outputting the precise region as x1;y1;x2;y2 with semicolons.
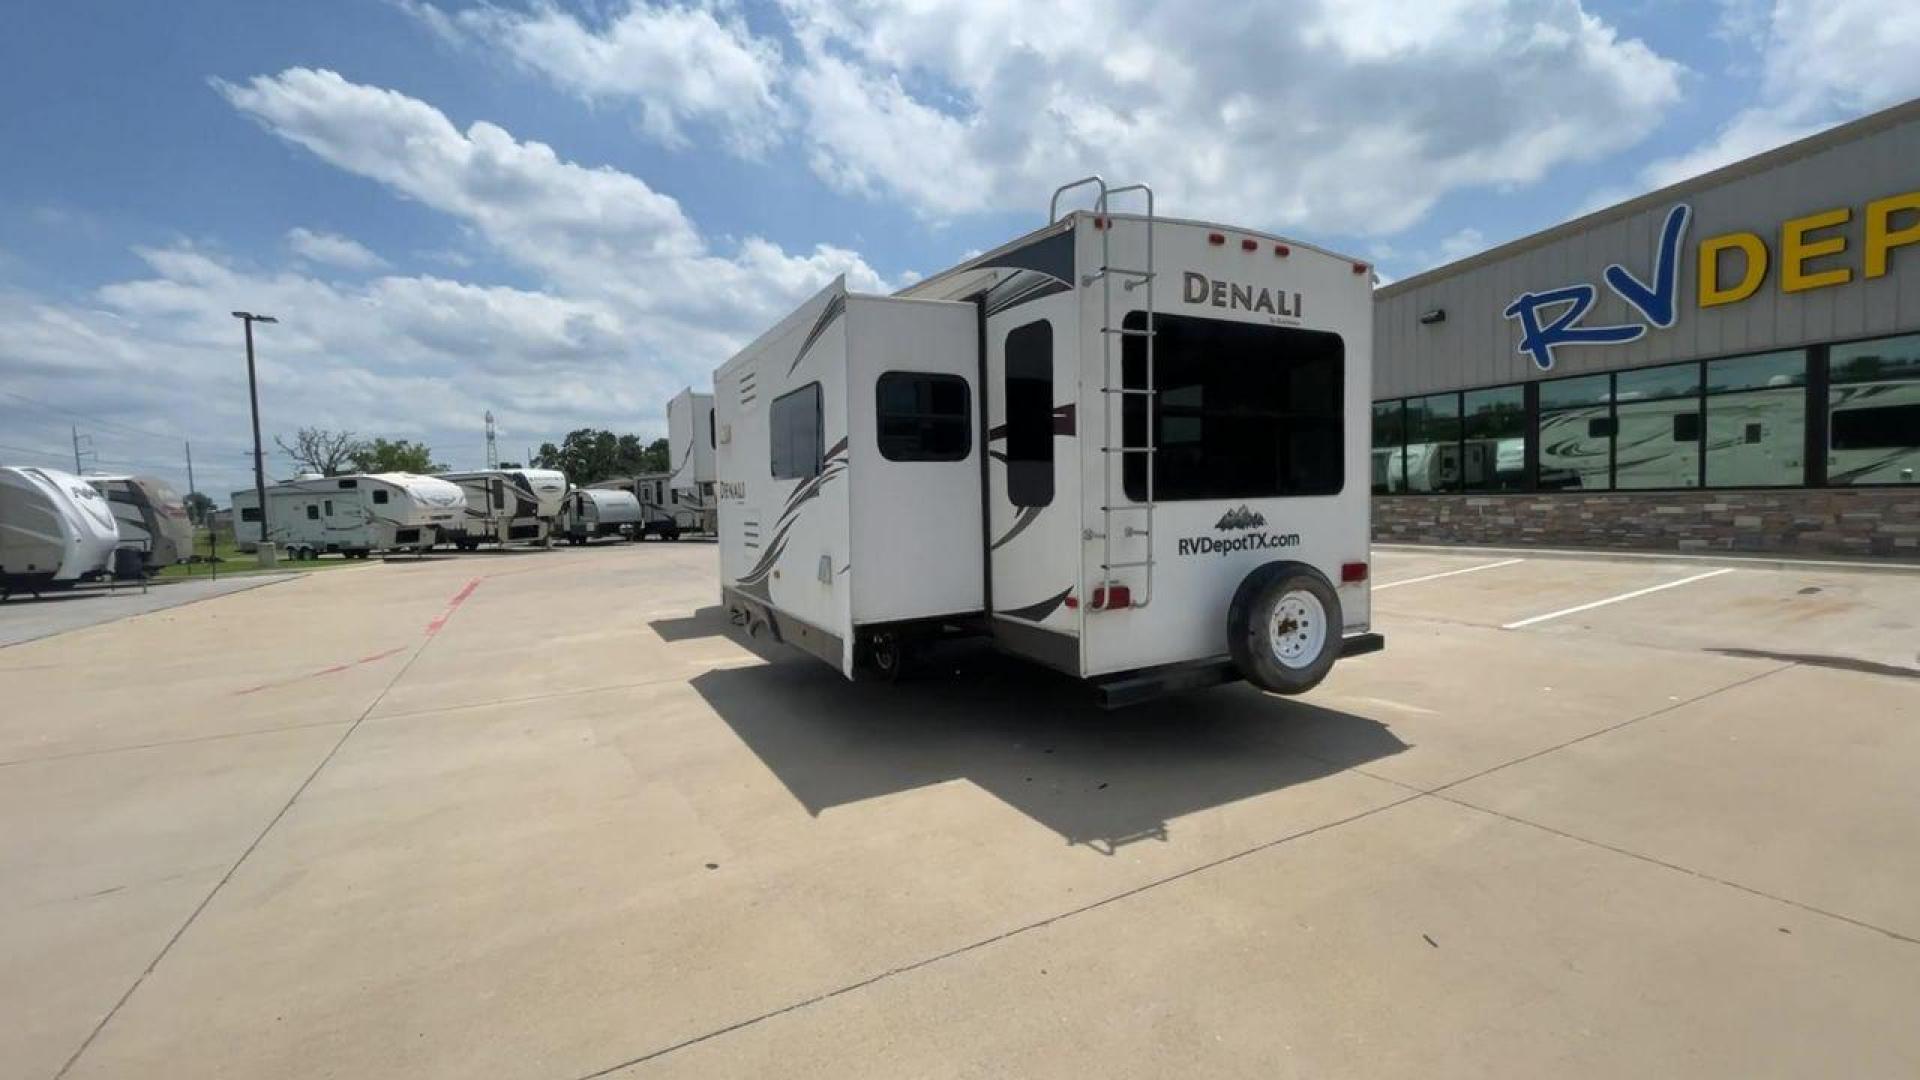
1214;505;1267;531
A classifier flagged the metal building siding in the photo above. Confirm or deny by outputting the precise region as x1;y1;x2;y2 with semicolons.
1375;111;1920;398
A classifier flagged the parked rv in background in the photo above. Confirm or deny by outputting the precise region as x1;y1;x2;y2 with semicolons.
1;466;120;595
591;473;692;540
85;475;193;570
715;179;1381;703
556;488;643;544
505;468;568;521
230;473;465;558
439;470;551;550
667;389;718;533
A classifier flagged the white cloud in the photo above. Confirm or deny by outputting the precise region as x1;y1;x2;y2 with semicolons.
1639;0;1920;190
287;226;389;270
778;0;1684;235
418;0;1683;237
3;68;893;497
409;0;787;155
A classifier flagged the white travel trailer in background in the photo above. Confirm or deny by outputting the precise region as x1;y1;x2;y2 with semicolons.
715;179;1381;704
230;473;465;558
667;388;717;533
439;470;551;549
85;475;193;570
505;468;569;521
1;466;120;595
556;487;643;544
591;473;691;539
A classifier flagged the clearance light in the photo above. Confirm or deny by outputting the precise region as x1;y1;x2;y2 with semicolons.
1091;585;1132;610
1208;232;1226;246
1341;562;1369;584
1274;243;1290;257
1092;215;1109;230
1240;238;1258;252
1352;262;1370;275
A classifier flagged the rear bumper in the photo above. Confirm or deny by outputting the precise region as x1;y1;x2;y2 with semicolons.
1093;631;1387;709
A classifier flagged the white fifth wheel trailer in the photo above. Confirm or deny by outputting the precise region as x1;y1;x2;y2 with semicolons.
230;473;465;558
556;487;643;544
715;179;1381;705
439;470;551;549
1;466;120;595
85;475;194;570
667;388;717;533
505;468;569;521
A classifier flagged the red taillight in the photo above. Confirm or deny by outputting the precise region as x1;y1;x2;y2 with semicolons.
1352;261;1369;275
1091;585;1132;610
1240;237;1258;252
1274;243;1290;257
1092;215;1108;230
1341;561;1369;584
1064;595;1079;609
1207;232;1225;246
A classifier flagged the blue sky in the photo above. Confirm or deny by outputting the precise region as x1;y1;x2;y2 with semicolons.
1;0;1914;497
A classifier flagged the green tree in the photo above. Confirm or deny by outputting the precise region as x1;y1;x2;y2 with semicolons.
182;490;215;525
350;438;445;474
532;429;658;485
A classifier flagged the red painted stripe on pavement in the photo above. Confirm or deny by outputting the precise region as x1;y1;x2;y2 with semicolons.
425;577;483;637
235;645;411;696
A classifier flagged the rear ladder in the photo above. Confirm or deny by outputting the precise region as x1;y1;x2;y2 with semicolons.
1049;177;1157;610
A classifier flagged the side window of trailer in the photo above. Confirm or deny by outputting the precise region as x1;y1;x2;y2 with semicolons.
372;489;390;504
876;372;971;462
1005;321;1055;507
771;382;824;480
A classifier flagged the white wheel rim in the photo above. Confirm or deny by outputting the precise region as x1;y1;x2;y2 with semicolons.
1268;589;1327;670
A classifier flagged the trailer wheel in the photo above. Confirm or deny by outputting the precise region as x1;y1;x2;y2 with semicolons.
661;527;680;542
1227;562;1341;696
859;630;911;682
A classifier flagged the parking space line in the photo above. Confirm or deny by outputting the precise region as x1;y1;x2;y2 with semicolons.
1501;567;1736;630
1376;557;1524;590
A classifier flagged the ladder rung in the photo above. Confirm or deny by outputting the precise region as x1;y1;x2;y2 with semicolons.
1101;446;1157;454
1100;505;1152;512
1100;327;1155;337
1094;267;1154;279
1101;387;1155;396
1101;560;1155;570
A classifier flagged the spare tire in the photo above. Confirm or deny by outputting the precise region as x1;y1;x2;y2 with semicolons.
1227;562;1342;696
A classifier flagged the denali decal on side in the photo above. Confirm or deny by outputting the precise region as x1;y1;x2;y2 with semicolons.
1183;272;1303;319
1178;532;1301;557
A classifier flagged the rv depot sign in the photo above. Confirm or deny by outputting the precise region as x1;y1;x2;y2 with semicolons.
1502;187;1920;371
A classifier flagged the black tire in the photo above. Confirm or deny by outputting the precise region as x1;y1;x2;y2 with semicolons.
1227;562;1342;696
662;528;680;542
858;630;910;683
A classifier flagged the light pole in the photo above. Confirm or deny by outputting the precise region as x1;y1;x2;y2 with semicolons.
232;311;278;547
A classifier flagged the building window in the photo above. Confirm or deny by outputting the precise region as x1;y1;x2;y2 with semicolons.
1371;400;1406;494
1403;392;1462;493
770;382;824;480
1121;311;1345;501
1005;320;1054;507
1706;350;1805;488
1827;332;1920;486
1537;373;1612;490
875;371;971;462
1462;385;1527;491
372;489;389;504
1614;362;1701;490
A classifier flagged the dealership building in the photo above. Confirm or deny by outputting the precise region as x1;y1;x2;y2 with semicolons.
1371;98;1919;558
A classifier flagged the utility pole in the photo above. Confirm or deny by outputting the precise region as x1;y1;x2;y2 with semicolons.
72;426;82;473
184;440;198;524
485;410;499;470
232;311;278;547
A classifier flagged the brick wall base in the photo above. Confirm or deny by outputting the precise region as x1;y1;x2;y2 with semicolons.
1374;488;1920;559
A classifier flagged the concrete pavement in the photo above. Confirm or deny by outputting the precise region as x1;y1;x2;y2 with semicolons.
3;541;1916;1079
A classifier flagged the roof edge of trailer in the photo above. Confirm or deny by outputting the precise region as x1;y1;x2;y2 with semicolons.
1377;95;1920;299
897;212;1366;301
